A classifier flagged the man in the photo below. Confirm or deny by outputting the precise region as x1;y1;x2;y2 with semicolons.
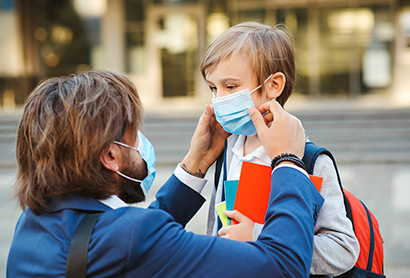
7;70;323;277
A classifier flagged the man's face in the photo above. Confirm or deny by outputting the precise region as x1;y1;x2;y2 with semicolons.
117;135;148;204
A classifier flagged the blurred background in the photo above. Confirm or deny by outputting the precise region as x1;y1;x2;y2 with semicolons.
1;0;410;277
1;0;410;107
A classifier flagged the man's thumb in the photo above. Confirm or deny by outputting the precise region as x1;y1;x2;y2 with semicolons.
201;105;213;124
248;107;265;133
195;105;212;133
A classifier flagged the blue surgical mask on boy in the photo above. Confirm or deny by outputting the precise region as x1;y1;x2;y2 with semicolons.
212;74;272;136
113;130;156;195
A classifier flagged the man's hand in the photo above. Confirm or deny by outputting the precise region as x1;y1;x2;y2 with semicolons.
248;101;305;159
218;210;254;241
181;105;229;178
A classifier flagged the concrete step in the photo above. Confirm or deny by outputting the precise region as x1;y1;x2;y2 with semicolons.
143;109;410;165
0;108;409;167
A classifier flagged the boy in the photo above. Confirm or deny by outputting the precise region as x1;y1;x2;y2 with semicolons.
201;22;360;276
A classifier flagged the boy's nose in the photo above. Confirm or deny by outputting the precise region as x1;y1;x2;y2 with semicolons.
214;90;229;98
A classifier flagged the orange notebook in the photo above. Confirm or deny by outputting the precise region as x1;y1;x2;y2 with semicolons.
233;161;322;224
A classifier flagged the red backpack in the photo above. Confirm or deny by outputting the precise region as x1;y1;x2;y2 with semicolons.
303;142;385;278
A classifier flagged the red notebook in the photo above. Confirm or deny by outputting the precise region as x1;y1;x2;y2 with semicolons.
233;161;322;224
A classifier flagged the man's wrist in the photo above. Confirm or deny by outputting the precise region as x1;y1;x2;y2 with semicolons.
174;164;207;193
271;153;306;171
180;152;209;178
180;162;206;178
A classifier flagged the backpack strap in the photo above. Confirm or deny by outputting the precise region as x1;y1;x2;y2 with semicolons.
304;142;383;276
361;200;375;271
303;142;353;224
214;149;224;192
214;140;228;190
66;212;103;278
304;142;342;187
214;140;228;231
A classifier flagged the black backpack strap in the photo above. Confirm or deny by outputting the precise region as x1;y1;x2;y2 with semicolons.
214;140;228;191
214;152;224;192
215;140;228;231
66;212;103;278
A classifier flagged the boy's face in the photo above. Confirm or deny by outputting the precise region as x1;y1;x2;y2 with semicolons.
205;53;271;109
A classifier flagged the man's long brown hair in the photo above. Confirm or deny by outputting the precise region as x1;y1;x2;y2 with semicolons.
15;70;143;213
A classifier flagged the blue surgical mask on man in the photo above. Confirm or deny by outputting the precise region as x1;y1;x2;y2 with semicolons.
212;74;272;136
113;130;156;195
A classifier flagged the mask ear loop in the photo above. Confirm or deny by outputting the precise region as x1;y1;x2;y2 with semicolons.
113;140;143;183
249;85;262;94
113;141;139;152
249;74;273;95
250;74;274;119
116;171;143;183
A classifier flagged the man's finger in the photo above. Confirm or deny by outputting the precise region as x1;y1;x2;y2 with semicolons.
265;100;284;121
248;107;267;134
262;111;273;125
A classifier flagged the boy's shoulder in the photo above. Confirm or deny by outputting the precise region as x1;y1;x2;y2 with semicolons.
312;153;335;175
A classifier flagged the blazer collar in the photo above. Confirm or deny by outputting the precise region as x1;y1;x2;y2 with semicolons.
43;193;112;213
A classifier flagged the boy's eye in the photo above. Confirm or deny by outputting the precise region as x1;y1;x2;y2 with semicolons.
227;85;237;90
209;86;217;92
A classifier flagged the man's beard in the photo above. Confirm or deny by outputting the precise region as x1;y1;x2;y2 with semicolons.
117;152;148;204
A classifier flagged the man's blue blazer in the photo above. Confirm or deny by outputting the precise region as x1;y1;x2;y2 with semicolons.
7;167;324;277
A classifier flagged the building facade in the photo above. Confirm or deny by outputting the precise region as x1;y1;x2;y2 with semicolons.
1;0;410;109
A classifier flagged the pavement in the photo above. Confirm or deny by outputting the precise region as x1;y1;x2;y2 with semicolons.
2;163;410;277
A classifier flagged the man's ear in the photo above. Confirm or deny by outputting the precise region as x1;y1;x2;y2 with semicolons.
265;72;286;100
100;143;122;172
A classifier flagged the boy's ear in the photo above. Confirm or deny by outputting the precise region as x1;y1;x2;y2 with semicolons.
100;143;122;172
265;72;286;99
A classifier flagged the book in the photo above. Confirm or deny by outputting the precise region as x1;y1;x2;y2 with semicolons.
215;201;228;227
233;162;272;224
224;180;239;225
232;161;323;224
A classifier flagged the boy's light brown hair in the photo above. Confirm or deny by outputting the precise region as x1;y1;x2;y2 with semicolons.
200;22;295;107
15;70;143;213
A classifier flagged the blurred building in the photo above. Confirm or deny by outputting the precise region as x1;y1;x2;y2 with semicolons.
1;0;410;109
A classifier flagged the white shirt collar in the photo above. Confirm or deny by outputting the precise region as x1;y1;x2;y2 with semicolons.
231;135;245;159
231;135;271;164
99;195;129;209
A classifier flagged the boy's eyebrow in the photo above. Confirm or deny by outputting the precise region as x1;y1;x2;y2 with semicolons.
206;77;241;84
220;77;240;83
